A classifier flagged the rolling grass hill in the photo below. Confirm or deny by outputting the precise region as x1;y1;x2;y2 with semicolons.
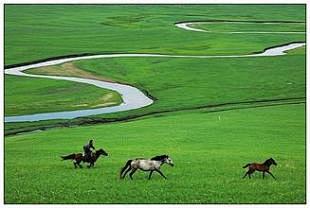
4;4;306;204
5;75;122;116
5;104;305;203
5;5;305;65
5;45;304;133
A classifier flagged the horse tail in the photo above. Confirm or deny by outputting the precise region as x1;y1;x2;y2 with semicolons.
61;153;76;160
243;163;251;168
120;160;132;179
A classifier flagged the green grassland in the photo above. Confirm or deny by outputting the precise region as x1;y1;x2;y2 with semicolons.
4;4;306;204
193;22;305;32
5;5;305;65
5;104;305;203
4;5;305;123
73;48;305;113
5;46;304;134
6;46;306;119
17;46;304;124
5;75;122;116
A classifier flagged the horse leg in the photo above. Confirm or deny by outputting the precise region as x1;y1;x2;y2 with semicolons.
243;170;252;179
263;172;265;179
155;169;167;179
266;171;276;180
248;169;255;179
73;159;78;169
242;172;248;179
122;166;132;179
248;171;253;179
129;168;137;180
148;170;154;180
77;161;82;168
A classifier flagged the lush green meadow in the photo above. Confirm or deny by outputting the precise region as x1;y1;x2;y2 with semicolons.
14;45;304;123
194;21;306;32
4;4;306;204
5;104;305;203
4;5;305;124
5;5;305;65
74;47;305;113
5;75;122;116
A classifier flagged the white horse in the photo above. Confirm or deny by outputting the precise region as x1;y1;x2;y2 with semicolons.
120;155;174;180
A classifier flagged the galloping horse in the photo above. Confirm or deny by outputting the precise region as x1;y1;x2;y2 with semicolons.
242;158;277;179
120;155;174;180
61;148;108;168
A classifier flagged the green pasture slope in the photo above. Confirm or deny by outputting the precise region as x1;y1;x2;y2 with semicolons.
73;47;306;115
5;4;305;65
194;21;306;33
4;4;306;204
4;4;306;132
5;45;305;134
5;104;305;203
5;75;122;116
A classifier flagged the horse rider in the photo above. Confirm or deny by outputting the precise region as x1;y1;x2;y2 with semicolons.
83;139;96;161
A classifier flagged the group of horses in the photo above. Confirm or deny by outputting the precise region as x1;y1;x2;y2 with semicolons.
61;148;277;180
61;148;174;180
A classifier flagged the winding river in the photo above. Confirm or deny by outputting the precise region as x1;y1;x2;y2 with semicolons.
4;22;306;122
175;21;306;34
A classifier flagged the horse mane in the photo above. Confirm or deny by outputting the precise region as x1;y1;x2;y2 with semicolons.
95;148;108;157
263;158;273;166
151;155;168;161
95;148;102;154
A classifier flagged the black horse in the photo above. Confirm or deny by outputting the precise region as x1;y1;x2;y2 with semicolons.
61;148;108;168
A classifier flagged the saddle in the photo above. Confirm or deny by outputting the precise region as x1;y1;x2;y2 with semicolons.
83;151;95;162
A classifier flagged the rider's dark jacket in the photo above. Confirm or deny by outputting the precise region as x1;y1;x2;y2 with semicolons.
83;142;95;156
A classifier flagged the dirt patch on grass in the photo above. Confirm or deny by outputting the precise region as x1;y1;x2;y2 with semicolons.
91;102;118;108
24;63;123;114
28;62;116;83
84;93;119;108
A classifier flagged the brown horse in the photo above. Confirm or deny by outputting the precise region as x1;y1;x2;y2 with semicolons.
61;148;108;168
242;158;277;179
